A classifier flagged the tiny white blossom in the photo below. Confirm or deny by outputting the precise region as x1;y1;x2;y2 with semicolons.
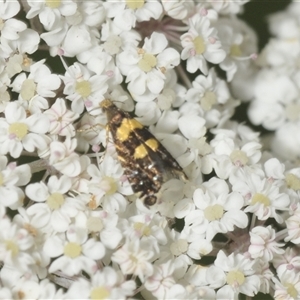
273;270;300;300
0;102;49;158
112;239;154;281
181;14;226;74
45;225;105;276
25;175;85;233
118;32;180;101
0;156;31;209
248;225;285;261
65;267;136;300
44;98;79;137
207;250;260;298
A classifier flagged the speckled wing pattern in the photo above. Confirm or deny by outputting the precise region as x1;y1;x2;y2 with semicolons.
100;99;187;206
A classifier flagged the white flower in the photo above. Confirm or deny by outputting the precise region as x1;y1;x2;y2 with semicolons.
0;156;31;209
0;102;49;158
285;209;300;244
273;270;300;300
26;0;77;30
48;138;82;177
162;0;195;20
25;175;85;233
273;247;300;278
0;218;35;273
87;155;131;213
11;60;61;113
182;68;231;127
248;225;285;261
215;17;258;81
144;261;177;298
206;250;260;298
232;170;290;223
248;69;299;130
104;0;163;31
112;239;154;281
65;267;136;300
61;62;108;113
208;0;250;15
45;225;105;276
178;178;248;242
181;14;226;74
44;98;79;137
117;32;180;100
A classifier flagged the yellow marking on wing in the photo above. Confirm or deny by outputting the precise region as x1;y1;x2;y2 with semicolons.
117;118;143;142
145;138;159;151
134;144;148;159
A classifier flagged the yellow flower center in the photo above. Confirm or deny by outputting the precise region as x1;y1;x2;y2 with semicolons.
201;91;217;111
21;78;36;101
134;222;151;236
138;53;157;72
45;0;61;9
5;240;19;256
251;193;270;206
230;150;249;166
87;217;104;232
230;44;242;57
47;192;65;210
64;242;82;258
9;123;29;140
90;287;110;300
286;173;300;191
75;80;92;98
193;36;206;55
126;0;144;10
285;283;298;299
226;270;245;286
170;239;188;256
204;204;224;221
100;176;118;195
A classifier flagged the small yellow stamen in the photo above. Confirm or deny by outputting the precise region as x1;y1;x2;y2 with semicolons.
47;193;64;210
75;80;92;98
193;36;206;55
286;283;298;299
90;287;110;300
134;222;151;236
45;0;61;9
87;217;104;232
21;78;36;101
201;91;217;111
230;150;249;166
9;123;29;140
204;204;224;221
286;173;300;191
230;44;242;57
64;242;82;258
5;240;19;256
251;193;270;206
226;270;245;286
100;176;118;195
126;0;144;10
138;53;157;72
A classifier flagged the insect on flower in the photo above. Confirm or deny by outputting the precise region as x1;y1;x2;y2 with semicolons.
100;99;187;206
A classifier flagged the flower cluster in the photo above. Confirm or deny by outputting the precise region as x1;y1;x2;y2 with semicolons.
0;0;299;299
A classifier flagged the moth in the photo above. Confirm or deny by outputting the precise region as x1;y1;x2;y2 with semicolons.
100;99;187;206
